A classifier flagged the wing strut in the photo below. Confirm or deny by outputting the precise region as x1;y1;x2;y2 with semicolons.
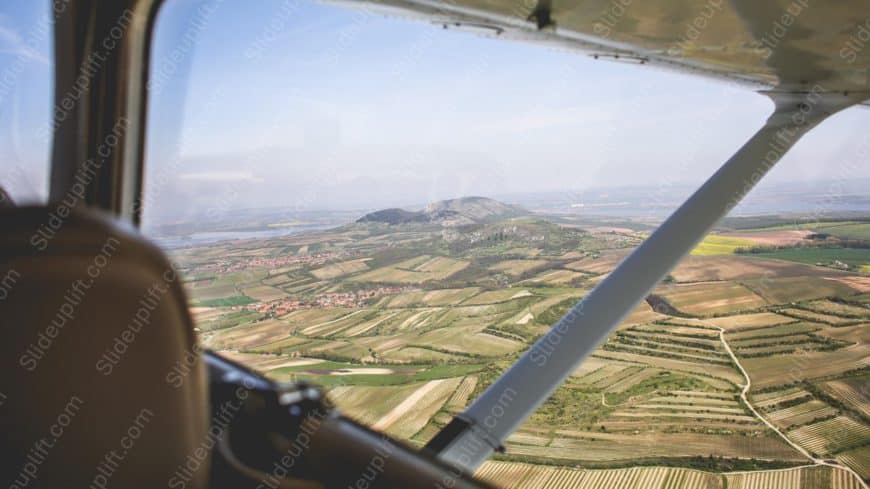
425;89;863;472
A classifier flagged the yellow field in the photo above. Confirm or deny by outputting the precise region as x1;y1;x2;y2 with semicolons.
690;235;756;256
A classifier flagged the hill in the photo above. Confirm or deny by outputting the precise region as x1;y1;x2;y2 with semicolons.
357;196;526;226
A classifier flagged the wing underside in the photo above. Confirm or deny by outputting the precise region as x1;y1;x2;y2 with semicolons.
347;0;870;95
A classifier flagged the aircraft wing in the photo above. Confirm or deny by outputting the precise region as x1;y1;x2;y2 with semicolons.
350;0;870;94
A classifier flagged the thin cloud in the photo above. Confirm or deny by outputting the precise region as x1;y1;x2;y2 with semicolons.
178;171;265;183
0;25;49;65
477;105;617;135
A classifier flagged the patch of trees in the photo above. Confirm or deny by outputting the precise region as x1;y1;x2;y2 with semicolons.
490;453;803;472
734;238;870;254
620;331;719;351
646;295;689;317
536;298;578;325
720;214;870;231
764;395;814;412
602;342;732;366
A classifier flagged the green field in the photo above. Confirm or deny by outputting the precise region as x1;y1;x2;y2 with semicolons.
811;222;870;240
196;295;256;307
753;247;870;270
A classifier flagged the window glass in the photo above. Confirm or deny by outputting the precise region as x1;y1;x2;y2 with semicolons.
145;0;870;483
0;1;56;204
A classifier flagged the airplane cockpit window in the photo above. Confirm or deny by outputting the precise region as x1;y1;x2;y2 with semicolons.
140;0;870;485
0;1;54;204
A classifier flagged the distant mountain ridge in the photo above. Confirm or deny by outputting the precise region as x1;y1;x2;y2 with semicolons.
357;196;526;226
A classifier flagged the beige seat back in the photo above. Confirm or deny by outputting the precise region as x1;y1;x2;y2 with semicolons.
0;207;209;489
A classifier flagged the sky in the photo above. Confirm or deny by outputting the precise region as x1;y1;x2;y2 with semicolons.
0;1;53;202
1;0;869;225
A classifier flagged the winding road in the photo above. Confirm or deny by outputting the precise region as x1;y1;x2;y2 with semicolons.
716;326;868;489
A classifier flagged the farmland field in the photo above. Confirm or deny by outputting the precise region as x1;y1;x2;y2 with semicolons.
722;229;813;246
819;377;870;418
475;462;864;489
746;275;861;304
655;282;767;316
310;258;370;279
811;222;870;240
488;259;548;276
690;235;756;256
351;255;469;283
670;255;836;283
475;463;722;489
725;465;863;489
789;416;870;456
779;307;862;325
171;211;870;488
704;312;795;330
804;299;870;318
839;446;870;480
742;346;870;389
752;248;870;271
